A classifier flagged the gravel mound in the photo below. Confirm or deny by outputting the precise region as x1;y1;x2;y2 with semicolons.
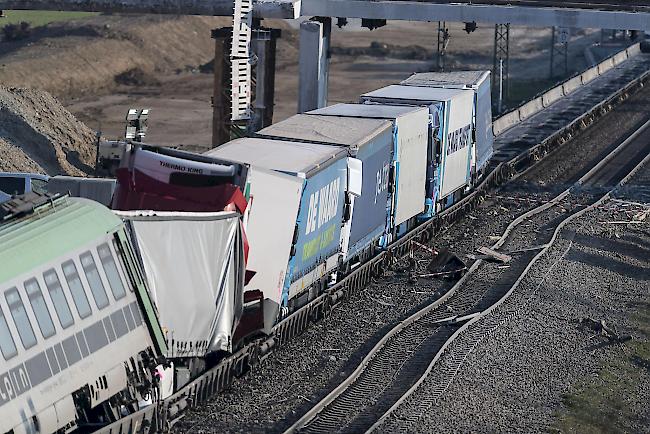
0;85;97;175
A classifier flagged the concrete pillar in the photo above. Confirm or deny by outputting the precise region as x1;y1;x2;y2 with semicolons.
249;28;281;133
212;28;231;148
298;17;331;113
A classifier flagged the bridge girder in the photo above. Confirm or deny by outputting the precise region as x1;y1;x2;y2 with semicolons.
1;0;649;30
302;1;650;31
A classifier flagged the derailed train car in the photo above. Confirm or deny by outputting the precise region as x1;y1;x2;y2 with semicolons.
114;210;246;389
0;194;164;434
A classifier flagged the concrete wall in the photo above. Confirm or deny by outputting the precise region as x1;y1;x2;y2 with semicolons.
493;42;641;137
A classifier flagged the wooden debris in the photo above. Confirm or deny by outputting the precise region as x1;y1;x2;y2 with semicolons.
476;246;512;264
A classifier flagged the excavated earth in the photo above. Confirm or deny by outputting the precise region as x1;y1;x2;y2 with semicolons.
0;86;96;175
173;53;650;434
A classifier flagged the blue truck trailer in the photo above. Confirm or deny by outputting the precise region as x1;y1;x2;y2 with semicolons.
206;137;350;311
257;114;395;263
401;71;494;177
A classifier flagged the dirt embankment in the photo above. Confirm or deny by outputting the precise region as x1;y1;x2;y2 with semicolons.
0;86;97;175
0;14;230;99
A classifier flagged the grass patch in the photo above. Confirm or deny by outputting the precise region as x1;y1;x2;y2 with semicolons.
0;10;98;27
552;296;650;433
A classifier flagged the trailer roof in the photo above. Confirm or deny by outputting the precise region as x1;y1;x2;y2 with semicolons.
402;71;490;88
204;137;347;176
362;85;470;103
308;103;426;120
257;114;391;147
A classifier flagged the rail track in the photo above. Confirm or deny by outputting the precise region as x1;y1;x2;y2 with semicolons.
284;119;650;434
97;48;650;434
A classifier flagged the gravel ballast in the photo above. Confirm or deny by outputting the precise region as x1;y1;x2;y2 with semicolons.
378;165;650;433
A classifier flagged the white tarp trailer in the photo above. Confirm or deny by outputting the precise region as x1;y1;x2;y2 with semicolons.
115;210;245;358
307;103;429;232
402;71;494;175
360;85;475;208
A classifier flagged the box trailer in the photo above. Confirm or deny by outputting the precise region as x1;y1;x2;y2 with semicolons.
206;138;350;310
360;85;474;214
257;114;395;260
402;71;494;175
307;103;429;233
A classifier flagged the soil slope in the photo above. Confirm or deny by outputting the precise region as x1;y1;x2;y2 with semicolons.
0;86;96;175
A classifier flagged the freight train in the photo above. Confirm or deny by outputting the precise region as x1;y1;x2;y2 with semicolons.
0;71;493;433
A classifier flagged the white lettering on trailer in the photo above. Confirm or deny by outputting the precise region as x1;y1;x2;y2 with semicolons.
375;163;390;204
446;125;472;155
305;178;341;235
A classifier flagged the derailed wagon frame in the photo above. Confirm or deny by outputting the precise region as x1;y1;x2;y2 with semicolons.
95;61;650;434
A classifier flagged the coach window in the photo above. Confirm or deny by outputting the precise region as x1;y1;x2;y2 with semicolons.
98;243;126;300
44;270;74;329
62;261;92;319
0;305;17;360
5;287;36;349
80;251;109;309
24;278;55;339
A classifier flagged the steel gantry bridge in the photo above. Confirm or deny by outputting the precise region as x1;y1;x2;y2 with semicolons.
2;0;650;29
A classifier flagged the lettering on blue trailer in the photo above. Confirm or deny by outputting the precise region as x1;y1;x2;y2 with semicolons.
305;178;341;236
375;163;390;204
446;125;472;155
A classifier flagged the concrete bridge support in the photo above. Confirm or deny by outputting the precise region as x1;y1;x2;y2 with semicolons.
298;17;331;113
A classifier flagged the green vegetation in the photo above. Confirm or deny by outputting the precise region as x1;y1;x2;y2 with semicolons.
1;10;98;27
553;300;650;433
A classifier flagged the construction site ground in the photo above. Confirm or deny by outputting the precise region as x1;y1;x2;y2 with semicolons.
0;13;635;168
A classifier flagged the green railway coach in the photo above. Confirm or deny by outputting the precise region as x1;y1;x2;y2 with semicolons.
0;194;165;433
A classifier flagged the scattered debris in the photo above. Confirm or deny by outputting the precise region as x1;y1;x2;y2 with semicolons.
371;297;395;307
504;244;549;254
578;317;632;344
476;246;512;264
430;312;481;326
425;249;467;280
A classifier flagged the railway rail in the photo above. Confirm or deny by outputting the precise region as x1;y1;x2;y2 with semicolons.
96;49;650;434
285;118;650;434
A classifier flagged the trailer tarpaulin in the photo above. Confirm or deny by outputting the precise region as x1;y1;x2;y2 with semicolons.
115;210;245;357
